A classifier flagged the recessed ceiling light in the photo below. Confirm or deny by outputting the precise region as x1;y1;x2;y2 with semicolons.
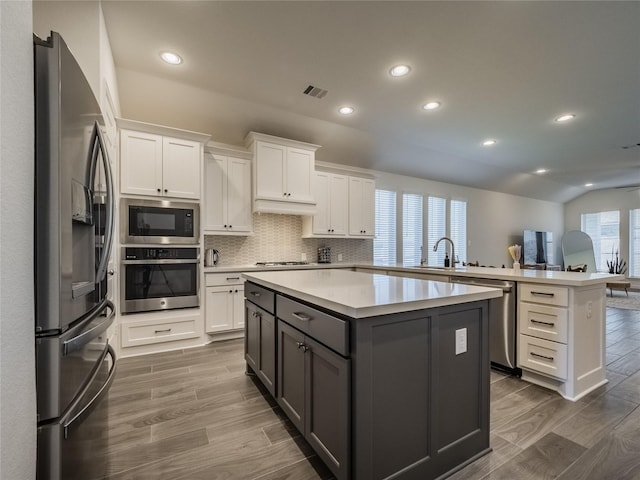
338;106;354;115
535;168;548;174
160;51;183;65
585;183;594;187
423;102;441;110
482;139;497;146
389;65;411;77
555;113;576;123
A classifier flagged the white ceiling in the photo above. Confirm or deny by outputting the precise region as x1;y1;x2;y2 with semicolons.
101;1;640;203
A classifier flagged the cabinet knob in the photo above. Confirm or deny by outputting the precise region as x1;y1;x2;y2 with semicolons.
283;192;287;197
229;290;233;293
164;189;168;193
287;193;291;197
229;225;232;229
224;225;227;228
157;188;161;192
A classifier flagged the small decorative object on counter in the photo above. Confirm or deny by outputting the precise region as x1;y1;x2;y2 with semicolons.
444;253;450;267
318;246;331;264
508;244;522;270
606;248;627;274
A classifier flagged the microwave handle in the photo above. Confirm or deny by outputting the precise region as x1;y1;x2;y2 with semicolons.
92;122;115;283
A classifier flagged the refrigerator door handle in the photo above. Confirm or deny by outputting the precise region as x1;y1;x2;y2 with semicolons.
63;300;114;356
63;344;117;439
91;121;115;284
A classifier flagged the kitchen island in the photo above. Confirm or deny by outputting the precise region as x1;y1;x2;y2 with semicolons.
243;269;502;480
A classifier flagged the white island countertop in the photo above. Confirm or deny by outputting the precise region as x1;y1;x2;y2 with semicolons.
207;263;623;287
242;269;503;318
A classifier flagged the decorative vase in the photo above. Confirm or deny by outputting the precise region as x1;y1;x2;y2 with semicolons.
513;262;520;270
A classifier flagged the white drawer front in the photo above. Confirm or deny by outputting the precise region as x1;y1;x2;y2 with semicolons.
121;316;199;347
520;303;568;344
518;334;568;380
205;272;245;286
519;283;569;307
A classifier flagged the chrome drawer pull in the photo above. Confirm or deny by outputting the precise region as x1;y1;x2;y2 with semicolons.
531;352;554;362
531;319;556;327
155;328;172;334
531;291;554;297
292;312;312;322
250;291;261;297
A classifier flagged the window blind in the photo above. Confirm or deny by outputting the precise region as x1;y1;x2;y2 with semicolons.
374;189;397;265
428;196;447;265
581;210;620;271
402;193;423;266
450;199;467;264
630;209;640;278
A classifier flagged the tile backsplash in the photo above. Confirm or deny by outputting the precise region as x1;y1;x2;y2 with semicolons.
204;213;373;265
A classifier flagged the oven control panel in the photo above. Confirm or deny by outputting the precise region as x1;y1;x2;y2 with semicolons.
123;247;199;260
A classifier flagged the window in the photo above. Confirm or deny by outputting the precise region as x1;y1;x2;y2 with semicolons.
630;209;640;278
402;193;423;266
374;189;397;265
428;197;447;265
581;210;620;271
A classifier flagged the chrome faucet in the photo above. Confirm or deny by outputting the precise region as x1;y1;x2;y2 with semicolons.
433;237;456;267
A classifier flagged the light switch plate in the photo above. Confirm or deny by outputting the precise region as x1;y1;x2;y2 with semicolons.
455;328;467;355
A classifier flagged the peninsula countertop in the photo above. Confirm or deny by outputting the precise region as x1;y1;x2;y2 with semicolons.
242;268;503;318
207;262;623;287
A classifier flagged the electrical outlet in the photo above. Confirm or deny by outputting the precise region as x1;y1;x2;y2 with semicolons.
455;328;467;355
301;253;307;262
338;253;343;262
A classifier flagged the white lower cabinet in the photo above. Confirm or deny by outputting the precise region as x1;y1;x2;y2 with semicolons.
518;283;569;380
205;273;245;333
120;309;201;349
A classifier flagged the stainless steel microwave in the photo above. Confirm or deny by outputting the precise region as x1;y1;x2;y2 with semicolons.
120;198;200;245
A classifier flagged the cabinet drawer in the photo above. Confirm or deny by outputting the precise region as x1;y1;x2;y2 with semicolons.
121;316;199;347
519;283;569;307
205;272;244;286
518;334;567;380
520;302;568;344
245;282;276;314
277;296;349;356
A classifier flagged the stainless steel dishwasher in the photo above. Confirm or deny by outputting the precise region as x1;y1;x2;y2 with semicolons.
450;276;520;375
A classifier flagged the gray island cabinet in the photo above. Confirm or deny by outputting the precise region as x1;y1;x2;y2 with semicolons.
243;269;503;480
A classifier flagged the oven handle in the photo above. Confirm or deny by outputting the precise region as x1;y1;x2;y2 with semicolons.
63;343;117;439
122;259;199;265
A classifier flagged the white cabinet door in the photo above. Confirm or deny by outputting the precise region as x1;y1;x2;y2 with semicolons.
361;178;375;236
226;157;252;232
205;285;234;333
232;285;245;329
162;137;201;199
348;177;375;237
312;172;331;235
329;174;348;235
255;141;286;200
286;147;314;202
203;153;227;231
120;129;163;196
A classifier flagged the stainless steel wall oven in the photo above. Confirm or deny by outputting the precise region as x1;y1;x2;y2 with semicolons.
121;247;200;314
121;198;200;245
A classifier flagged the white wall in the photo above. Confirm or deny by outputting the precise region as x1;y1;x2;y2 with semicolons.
565;188;640;284
0;1;37;478
376;171;565;267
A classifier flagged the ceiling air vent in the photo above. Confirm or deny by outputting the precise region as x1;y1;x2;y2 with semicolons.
303;85;328;99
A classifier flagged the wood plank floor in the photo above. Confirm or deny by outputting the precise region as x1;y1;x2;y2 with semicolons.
102;307;640;480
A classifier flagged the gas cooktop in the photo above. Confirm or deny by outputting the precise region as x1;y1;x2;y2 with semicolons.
255;261;310;266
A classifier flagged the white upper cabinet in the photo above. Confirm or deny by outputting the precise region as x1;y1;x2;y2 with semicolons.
118;120;209;200
245;132;319;215
302;172;348;237
203;152;252;234
348;177;375;237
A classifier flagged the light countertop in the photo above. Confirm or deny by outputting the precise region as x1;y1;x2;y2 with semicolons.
242;269;503;318
205;262;623;287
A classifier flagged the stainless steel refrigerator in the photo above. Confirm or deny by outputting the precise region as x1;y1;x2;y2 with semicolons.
34;32;116;480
